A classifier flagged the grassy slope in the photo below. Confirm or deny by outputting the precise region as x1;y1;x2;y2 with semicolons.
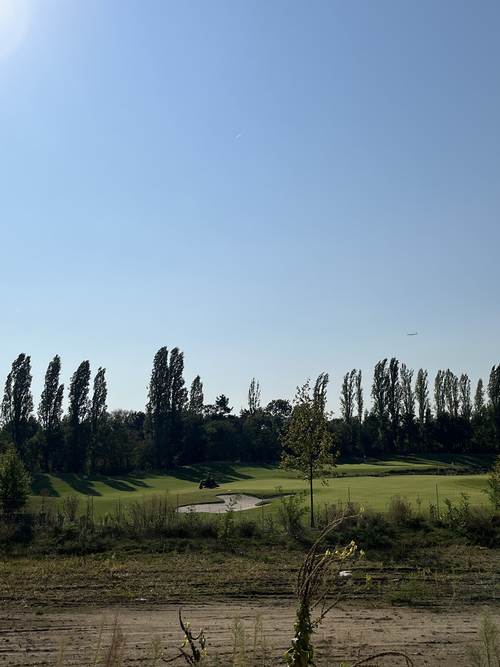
31;456;490;516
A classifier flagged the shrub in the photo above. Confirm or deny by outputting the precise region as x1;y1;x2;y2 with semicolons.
484;456;500;511
235;519;259;538
327;510;395;550
387;496;413;525
0;446;31;515
460;507;500;548
467;613;500;666
62;495;80;523
277;491;308;537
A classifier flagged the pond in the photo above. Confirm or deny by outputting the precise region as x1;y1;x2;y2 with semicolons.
177;493;265;514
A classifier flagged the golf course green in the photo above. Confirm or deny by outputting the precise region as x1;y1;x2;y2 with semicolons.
31;456;490;517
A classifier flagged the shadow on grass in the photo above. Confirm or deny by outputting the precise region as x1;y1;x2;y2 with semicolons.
100;476;151;492
339;454;493;470
61;474;101;496
31;473;59;497
170;462;255;484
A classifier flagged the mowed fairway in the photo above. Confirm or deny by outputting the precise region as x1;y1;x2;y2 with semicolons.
30;457;490;517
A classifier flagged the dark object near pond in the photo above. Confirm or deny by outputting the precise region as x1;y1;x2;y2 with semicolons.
199;474;220;489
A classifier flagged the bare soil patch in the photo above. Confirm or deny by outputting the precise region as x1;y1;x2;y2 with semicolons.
0;601;498;666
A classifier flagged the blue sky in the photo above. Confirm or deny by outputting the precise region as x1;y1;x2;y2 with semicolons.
0;0;499;412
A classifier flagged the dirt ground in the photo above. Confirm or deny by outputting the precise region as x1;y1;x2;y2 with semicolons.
1;601;498;666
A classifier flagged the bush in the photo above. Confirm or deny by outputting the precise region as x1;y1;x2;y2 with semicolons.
277;491;308;537
460;507;500;548
0;446;31;515
387;496;413;525
484;456;500;511
235;519;259;538
467;613;500;666
327;510;395;550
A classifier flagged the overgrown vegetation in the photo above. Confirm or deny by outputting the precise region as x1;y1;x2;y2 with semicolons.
467;614;500;667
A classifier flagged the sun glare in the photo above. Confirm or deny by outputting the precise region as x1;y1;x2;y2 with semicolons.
0;0;30;61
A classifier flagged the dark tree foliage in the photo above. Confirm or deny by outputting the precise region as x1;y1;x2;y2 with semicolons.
434;370;446;417
212;394;232;417
1;348;499;475
415;369;429;425
67;361;91;473
339;369;357;455
169;347;188;460
0;445;31;514
400;363;415;452
248;378;261;414
189;375;204;415
1;354;34;457
90;367;108;470
38;355;64;470
266;399;292;420
146;347;170;469
459;373;472;421
387;358;401;449
146;346;187;469
444;369;460;419
488;365;500;448
355;370;363;424
371;359;389;452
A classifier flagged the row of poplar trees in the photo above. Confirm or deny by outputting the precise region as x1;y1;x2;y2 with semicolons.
335;359;500;456
0;349;499;474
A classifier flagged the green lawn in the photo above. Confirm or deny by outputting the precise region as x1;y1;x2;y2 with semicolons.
30;457;490;517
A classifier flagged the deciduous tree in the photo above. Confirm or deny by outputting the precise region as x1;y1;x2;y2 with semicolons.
415;369;429;425
281;374;334;528
146;347;170;469
1;354;33;455
68;361;91;472
90;367;108;471
38;355;64;470
248;378;261;414
188;375;204;415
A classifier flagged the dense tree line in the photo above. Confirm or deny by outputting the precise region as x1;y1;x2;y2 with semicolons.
0;349;499;475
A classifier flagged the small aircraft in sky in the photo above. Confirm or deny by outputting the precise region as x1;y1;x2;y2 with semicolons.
407;332;419;336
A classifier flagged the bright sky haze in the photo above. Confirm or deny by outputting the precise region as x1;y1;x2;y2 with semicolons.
1;0;499;412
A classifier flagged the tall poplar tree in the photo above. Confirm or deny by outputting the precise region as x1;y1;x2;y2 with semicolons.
400;363;415;450
371;359;389;450
248;378;261;414
169;347;187;459
474;378;485;417
68;361;91;472
90;367;108;471
147;347;170;469
434;370;446;417
340;370;356;424
38;355;64;470
188;376;204;415
340;369;356;453
444;369;459;418
1;354;33;455
355;370;363;424
387;358;401;448
472;378;489;451
415;369;429;425
488;365;500;447
459;373;472;421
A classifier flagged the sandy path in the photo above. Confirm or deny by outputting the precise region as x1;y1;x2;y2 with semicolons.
0;601;498;666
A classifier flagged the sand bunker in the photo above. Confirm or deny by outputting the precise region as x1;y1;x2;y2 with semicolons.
177;493;264;513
